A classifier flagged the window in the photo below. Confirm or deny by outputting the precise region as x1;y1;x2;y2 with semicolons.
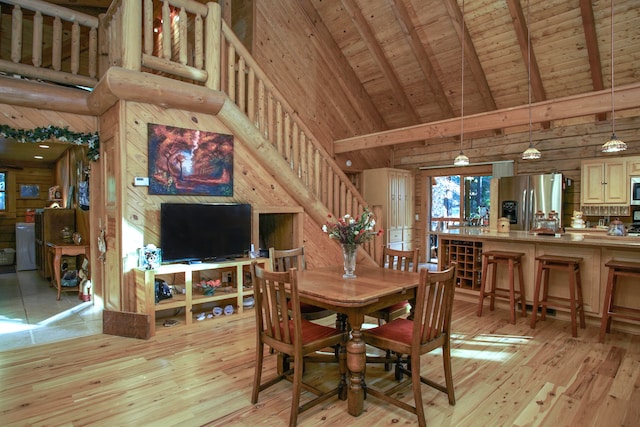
0;172;5;211
430;173;492;227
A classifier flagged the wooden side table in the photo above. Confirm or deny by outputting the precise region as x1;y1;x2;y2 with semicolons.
46;241;90;300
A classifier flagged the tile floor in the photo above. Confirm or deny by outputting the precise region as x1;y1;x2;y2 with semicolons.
0;270;102;352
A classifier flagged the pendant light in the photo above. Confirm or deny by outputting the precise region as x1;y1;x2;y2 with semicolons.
522;0;541;160
601;0;627;153
454;0;469;166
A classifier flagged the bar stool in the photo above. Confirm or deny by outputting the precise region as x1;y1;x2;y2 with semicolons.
530;255;585;337
599;260;640;343
477;251;526;324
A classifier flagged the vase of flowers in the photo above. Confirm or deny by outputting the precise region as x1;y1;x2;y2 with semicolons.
322;208;382;278
196;279;221;296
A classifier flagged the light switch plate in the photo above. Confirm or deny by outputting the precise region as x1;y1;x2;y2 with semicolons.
134;177;149;186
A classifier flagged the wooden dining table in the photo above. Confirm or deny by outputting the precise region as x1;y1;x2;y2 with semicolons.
297;264;420;417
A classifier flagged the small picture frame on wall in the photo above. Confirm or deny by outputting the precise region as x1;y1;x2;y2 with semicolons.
19;184;40;198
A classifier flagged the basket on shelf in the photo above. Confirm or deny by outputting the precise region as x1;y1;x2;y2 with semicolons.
0;248;16;266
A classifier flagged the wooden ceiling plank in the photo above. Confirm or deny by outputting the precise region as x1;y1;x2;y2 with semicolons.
340;0;420;124
333;82;640;153
297;0;388;132
505;0;550;129
386;0;454;119
442;0;497;113
579;0;607;122
505;0;545;103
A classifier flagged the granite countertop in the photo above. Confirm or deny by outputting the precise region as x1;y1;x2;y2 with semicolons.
434;227;640;249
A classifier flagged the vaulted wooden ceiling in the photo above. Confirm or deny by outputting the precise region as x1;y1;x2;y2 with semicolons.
16;0;640;156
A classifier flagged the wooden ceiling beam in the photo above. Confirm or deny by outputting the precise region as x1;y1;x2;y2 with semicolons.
333;82;640;153
579;0;607;122
340;0;421;124
386;0;455;118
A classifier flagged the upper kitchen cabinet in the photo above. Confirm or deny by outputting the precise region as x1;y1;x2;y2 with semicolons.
581;158;628;205
627;156;640;176
362;168;414;251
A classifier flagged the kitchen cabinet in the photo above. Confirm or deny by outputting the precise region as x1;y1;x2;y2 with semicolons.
133;257;267;336
362;168;414;251
34;208;76;278
627;156;640;176
581;158;628;205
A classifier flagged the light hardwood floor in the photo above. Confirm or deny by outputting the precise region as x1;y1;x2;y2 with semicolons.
1;299;638;426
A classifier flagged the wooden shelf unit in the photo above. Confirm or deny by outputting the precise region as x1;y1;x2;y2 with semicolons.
441;239;482;291
34;208;75;279
134;257;268;336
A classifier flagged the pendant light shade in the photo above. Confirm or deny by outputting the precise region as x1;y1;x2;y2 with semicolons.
602;133;626;153
454;0;469;166
454;152;470;166
522;0;541;160
522;144;541;160
601;0;627;153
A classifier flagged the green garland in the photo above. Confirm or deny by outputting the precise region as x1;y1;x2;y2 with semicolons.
0;124;100;162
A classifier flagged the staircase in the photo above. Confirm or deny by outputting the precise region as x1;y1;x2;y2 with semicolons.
0;0;381;263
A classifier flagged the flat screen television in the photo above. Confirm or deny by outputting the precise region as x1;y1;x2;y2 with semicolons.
160;203;252;263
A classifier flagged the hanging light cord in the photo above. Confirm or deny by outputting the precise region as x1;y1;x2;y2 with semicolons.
527;0;532;145
460;0;465;148
610;0;615;135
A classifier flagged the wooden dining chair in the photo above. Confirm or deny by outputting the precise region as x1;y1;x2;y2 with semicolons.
361;264;457;427
269;247;338;323
250;262;346;426
368;247;420;324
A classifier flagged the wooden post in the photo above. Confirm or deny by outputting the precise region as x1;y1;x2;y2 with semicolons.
205;2;221;90
121;0;142;71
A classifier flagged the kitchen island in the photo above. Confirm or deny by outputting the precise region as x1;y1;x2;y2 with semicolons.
434;228;640;334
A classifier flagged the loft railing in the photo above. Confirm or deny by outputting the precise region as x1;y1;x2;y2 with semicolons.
0;0;380;261
0;0;99;87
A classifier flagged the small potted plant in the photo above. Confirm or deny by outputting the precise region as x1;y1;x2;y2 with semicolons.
196;279;221;296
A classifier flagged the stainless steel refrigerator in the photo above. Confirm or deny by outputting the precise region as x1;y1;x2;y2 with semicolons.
498;173;564;231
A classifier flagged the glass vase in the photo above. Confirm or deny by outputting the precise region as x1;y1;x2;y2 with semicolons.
341;243;358;279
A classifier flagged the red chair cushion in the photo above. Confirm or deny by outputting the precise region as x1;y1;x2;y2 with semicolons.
365;318;413;345
277;319;342;344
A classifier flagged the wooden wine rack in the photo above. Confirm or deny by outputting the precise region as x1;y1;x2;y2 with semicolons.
441;239;483;291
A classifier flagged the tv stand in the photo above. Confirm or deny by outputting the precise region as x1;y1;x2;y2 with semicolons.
134;257;268;336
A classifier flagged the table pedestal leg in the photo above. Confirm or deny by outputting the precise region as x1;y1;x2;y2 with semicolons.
347;326;366;416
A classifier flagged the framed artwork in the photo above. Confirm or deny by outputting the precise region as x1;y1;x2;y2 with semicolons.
148;123;234;196
20;184;39;198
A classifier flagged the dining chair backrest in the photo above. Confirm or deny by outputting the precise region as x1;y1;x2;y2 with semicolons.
412;264;457;347
251;261;301;348
270;247;306;272
382;247;419;272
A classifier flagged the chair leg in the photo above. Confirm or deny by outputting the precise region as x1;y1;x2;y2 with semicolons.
568;265;578;338
508;259;516;324
410;354;426;427
289;352;304;426
530;262;543;329
251;342;264;403
477;257;490;317
442;339;456;405
517;262;526;318
599;269;616;343
575;266;586;329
